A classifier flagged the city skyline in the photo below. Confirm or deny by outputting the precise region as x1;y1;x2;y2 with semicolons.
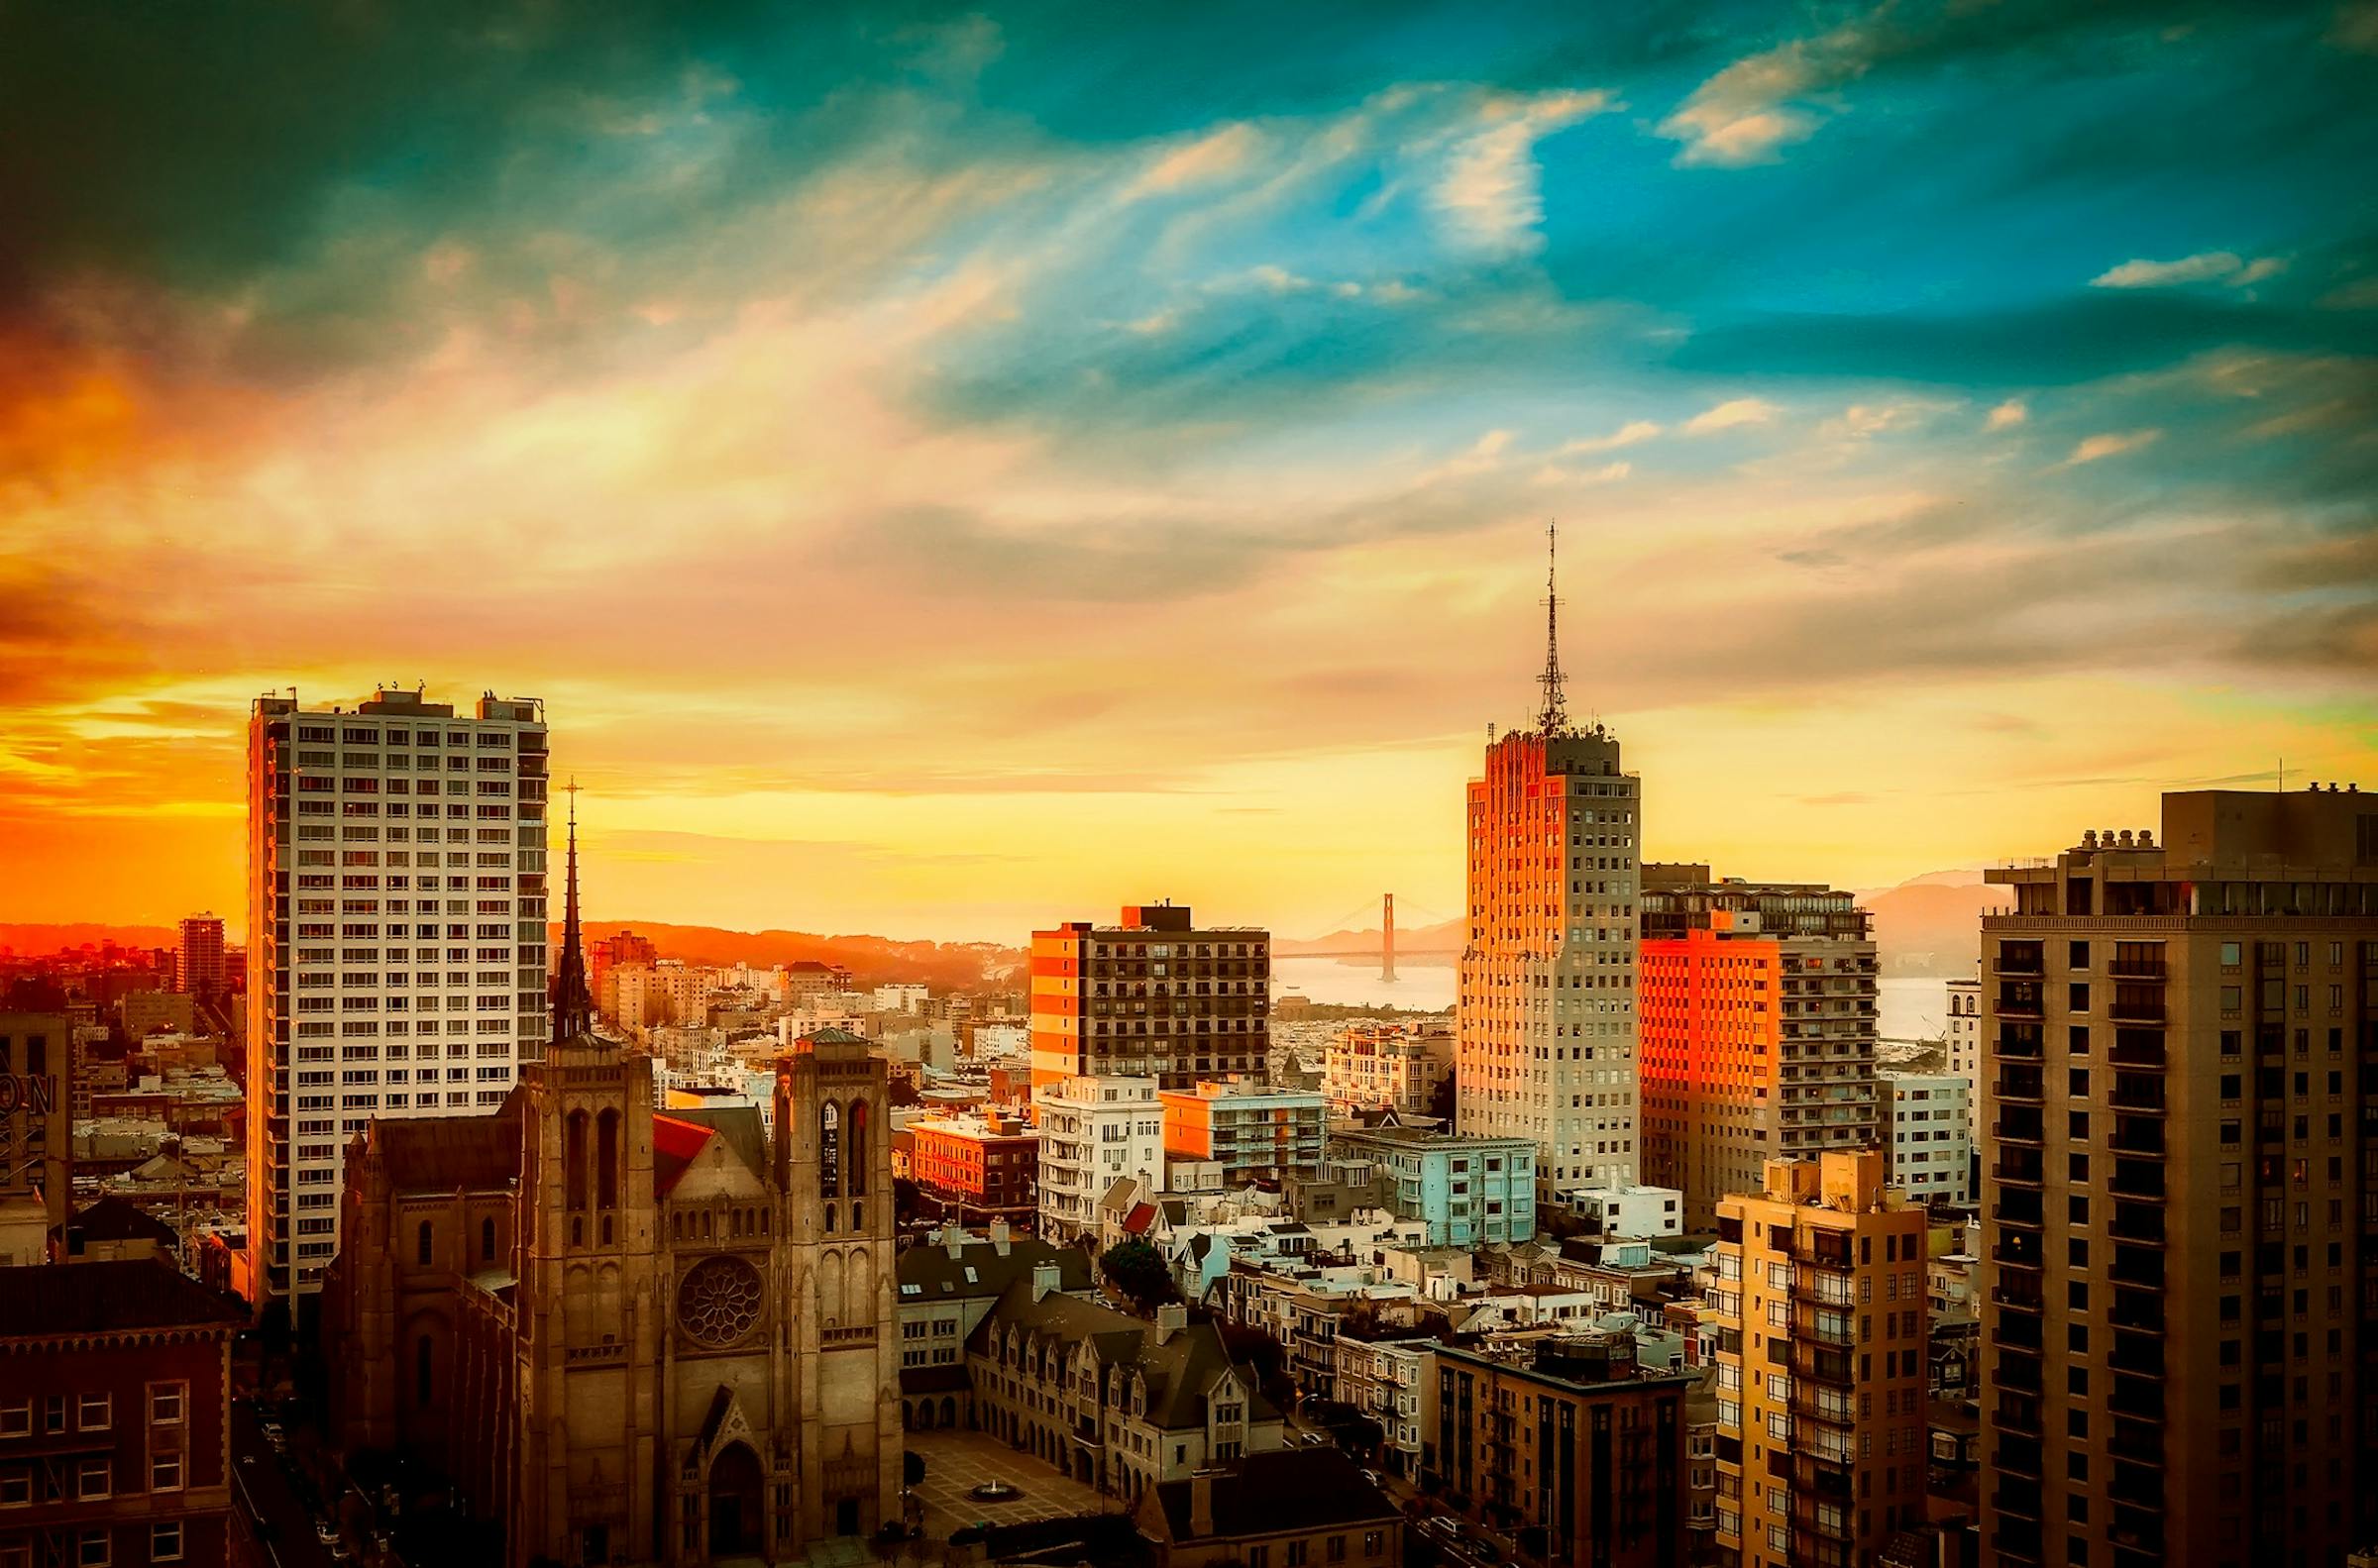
5;3;2376;943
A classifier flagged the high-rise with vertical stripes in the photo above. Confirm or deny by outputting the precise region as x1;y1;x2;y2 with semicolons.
1458;525;1642;1195
244;687;551;1306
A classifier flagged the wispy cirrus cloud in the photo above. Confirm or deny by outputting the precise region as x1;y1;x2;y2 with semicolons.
2092;252;2287;288
1683;397;1781;434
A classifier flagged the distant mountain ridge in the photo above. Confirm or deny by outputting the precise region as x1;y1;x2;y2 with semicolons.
1274;916;1464;957
1854;872;2011;978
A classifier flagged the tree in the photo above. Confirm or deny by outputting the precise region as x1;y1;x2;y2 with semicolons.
887;1076;920;1108
1099;1239;1179;1311
903;1450;925;1488
1332;1415;1385;1458
1425;1067;1456;1127
1220;1325;1297;1413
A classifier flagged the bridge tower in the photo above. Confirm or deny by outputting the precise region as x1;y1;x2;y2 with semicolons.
1381;892;1397;984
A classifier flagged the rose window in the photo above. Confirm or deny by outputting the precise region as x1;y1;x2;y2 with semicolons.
676;1255;764;1347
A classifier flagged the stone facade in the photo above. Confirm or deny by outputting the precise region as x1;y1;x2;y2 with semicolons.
323;1025;900;1566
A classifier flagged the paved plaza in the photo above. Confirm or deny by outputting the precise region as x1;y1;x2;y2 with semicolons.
902;1427;1118;1539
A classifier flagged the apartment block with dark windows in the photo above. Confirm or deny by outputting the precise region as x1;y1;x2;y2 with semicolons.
1027;904;1269;1091
1979;786;2378;1568
1431;1335;1692;1568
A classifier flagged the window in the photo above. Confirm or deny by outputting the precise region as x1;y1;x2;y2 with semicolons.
77;1394;109;1431
0;1402;25;1438
417;1221;433;1266
152;1522;184;1563
0;1467;30;1506
77;1532;110;1568
151;1453;182;1492
148;1385;183;1426
77;1458;110;1500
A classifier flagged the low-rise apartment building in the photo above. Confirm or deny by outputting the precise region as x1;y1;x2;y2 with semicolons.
1323;1021;1454;1116
1034;1074;1163;1245
966;1275;1283;1503
1161;1079;1325;1187
1141;1447;1401;1568
1328;1123;1537;1245
895;1223;1095;1430
1877;1071;1971;1205
1433;1334;1694;1568
0;1262;245;1568
909;1109;1039;1232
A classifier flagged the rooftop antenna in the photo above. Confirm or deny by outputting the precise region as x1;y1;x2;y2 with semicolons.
1536;519;1569;735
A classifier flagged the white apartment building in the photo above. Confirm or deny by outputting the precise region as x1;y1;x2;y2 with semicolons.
1033;1074;1163;1244
1323;1021;1453;1116
1878;1070;1971;1204
245;687;549;1303
874;983;930;1014
1944;972;1981;1147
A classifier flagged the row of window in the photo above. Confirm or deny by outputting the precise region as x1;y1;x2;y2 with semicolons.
0;1523;186;1568
0;1387;181;1438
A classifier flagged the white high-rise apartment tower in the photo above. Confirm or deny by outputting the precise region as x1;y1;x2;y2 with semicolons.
1458;525;1641;1195
244;686;551;1304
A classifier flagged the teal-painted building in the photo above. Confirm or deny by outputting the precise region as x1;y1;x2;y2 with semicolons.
1328;1124;1537;1246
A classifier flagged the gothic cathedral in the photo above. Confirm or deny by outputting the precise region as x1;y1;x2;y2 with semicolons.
325;811;901;1565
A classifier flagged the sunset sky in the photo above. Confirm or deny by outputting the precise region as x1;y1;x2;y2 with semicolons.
3;2;2374;943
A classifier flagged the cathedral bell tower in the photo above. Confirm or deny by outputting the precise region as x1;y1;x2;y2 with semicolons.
514;788;664;1568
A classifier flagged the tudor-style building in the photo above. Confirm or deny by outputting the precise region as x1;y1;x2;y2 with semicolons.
322;809;899;1565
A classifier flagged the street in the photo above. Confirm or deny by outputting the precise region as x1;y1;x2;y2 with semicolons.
1278;1412;1526;1568
230;1399;340;1568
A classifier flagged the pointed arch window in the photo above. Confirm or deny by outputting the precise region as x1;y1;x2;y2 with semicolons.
846;1099;869;1198
820;1101;842;1199
596;1109;620;1210
481;1217;496;1263
565;1110;590;1211
416;1221;433;1267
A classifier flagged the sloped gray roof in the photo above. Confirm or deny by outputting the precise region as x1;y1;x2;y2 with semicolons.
964;1277;1275;1431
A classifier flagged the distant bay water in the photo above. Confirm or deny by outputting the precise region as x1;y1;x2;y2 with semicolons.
1271;957;1951;1042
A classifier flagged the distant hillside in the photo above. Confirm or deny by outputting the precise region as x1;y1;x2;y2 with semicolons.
0;923;180;955
563;922;1024;991
1856;873;2011;978
0;919;1020;991
1275;915;1463;957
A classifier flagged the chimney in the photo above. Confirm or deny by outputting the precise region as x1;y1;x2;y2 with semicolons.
1154;1304;1188;1344
1031;1261;1062;1303
990;1218;1012;1255
1189;1472;1215;1538
942;1224;965;1260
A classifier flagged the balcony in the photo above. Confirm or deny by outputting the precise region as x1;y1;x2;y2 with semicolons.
2108;1201;2167;1247
2108;1076;2167;1113
2108;1371;2165;1421
1793;1341;1855;1387
2109;1503;2166;1557
1992;1438;2043;1480
2108;993;2166;1025
1994;1353;2042;1395
1790;1384;1856;1427
2108;1330;2165;1378
2108;1244;2165;1290
1792;1270;1855;1307
1995;984;2044;1019
1793;1303;1855;1345
1991;1394;2042;1438
2108;1420;2164;1465
1993;1231;2043;1270
1995;1068;2044;1103
2108;1289;2165;1334
1995;945;2045;977
1993;1151;2044;1187
1994;1190;2044;1227
1994;1109;2045;1146
1997;1023;2044;1059
2108;1118;2165;1159
1991;1276;2044;1313
1993;1313;2043;1352
2111;1159;2168;1193
1991;1486;2043;1521
2109;1031;2167;1069
1789;1499;1854;1545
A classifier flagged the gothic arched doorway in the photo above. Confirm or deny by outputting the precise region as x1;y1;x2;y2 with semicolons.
707;1441;765;1556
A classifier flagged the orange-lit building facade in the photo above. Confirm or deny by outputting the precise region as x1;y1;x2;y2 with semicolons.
908;1111;1039;1231
587;929;657;1009
1638;868;1880;1231
1158;1078;1327;1186
1458;724;1641;1195
1710;1152;1927;1568
1027;904;1269;1090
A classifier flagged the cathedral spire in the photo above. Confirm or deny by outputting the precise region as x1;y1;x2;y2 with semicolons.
1536;518;1569;735
553;779;594;1046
